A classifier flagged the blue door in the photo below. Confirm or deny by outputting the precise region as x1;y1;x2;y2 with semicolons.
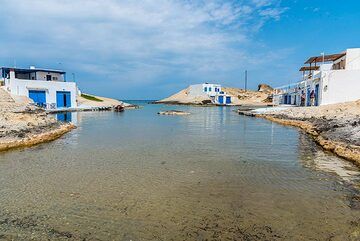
307;86;311;106
29;90;46;107
315;84;319;106
218;96;224;104
56;91;71;108
226;96;231;104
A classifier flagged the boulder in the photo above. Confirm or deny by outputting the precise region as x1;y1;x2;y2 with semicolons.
258;84;273;92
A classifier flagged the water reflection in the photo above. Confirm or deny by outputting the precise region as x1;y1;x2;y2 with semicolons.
55;112;79;126
0;105;359;240
298;132;360;183
56;112;72;122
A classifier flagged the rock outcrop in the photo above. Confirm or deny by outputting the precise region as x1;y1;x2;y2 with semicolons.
155;87;212;105
0;87;74;152
158;110;191;115
157;85;272;106
257;84;273;92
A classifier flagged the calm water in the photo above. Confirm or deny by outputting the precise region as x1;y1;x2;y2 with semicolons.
0;101;360;240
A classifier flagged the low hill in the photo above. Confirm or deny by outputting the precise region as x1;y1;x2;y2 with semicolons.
157;85;272;106
222;87;271;105
156;87;212;105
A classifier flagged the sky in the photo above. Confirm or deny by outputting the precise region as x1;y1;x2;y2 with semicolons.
0;0;359;100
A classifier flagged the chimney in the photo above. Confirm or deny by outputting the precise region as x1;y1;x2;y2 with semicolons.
9;69;15;79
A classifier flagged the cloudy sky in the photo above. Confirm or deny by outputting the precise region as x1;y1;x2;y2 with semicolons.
0;0;359;99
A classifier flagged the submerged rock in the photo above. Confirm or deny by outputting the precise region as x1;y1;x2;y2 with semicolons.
158;110;190;115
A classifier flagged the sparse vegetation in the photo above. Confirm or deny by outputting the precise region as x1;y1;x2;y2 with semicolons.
81;93;103;102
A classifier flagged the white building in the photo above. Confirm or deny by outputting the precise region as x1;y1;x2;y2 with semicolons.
1;66;78;109
189;83;222;97
273;48;360;106
189;83;232;105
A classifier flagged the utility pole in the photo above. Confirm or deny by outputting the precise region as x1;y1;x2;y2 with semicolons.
244;70;248;91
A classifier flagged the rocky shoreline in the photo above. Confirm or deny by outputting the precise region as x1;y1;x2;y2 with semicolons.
0;122;75;152
0;88;74;152
238;101;360;167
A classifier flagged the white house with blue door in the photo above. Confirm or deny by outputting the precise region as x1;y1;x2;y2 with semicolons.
189;83;232;105
215;91;232;105
273;48;360;106
1;66;77;109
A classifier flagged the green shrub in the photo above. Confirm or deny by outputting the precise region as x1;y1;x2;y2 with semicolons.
81;93;103;102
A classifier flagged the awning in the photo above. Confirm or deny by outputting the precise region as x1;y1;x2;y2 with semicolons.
304;53;346;64
299;66;320;72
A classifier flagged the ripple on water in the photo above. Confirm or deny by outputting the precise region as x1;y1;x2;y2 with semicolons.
0;107;359;240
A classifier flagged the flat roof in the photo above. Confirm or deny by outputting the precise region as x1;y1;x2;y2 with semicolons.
0;67;66;74
299;66;320;72
304;53;346;64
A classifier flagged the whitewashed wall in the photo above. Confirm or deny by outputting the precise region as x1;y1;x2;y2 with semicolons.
189;83;221;97
35;71;64;81
8;78;77;108
320;69;360;105
346;48;360;70
203;83;221;97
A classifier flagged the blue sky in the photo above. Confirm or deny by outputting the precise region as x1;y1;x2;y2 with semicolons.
0;0;359;99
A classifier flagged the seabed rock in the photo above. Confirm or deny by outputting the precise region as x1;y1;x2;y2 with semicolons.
158;110;190;116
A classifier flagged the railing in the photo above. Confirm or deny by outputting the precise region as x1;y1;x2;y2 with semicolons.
30;102;57;110
273;81;306;95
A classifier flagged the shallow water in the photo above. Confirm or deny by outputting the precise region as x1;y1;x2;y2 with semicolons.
0;102;360;240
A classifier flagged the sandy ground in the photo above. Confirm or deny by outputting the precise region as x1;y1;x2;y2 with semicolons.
156;87;211;105
77;93;136;109
78;94;122;107
156;86;271;106
240;100;360;166
0;88;74;152
222;87;271;106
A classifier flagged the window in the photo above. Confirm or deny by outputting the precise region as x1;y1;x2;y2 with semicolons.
209;87;212;91
204;87;207;92
53;76;58;81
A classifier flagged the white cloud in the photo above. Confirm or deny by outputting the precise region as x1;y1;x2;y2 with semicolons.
0;0;287;95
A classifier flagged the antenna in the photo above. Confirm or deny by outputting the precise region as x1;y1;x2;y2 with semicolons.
244;70;248;91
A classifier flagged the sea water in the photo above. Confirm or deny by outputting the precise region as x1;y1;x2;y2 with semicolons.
0;102;359;240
